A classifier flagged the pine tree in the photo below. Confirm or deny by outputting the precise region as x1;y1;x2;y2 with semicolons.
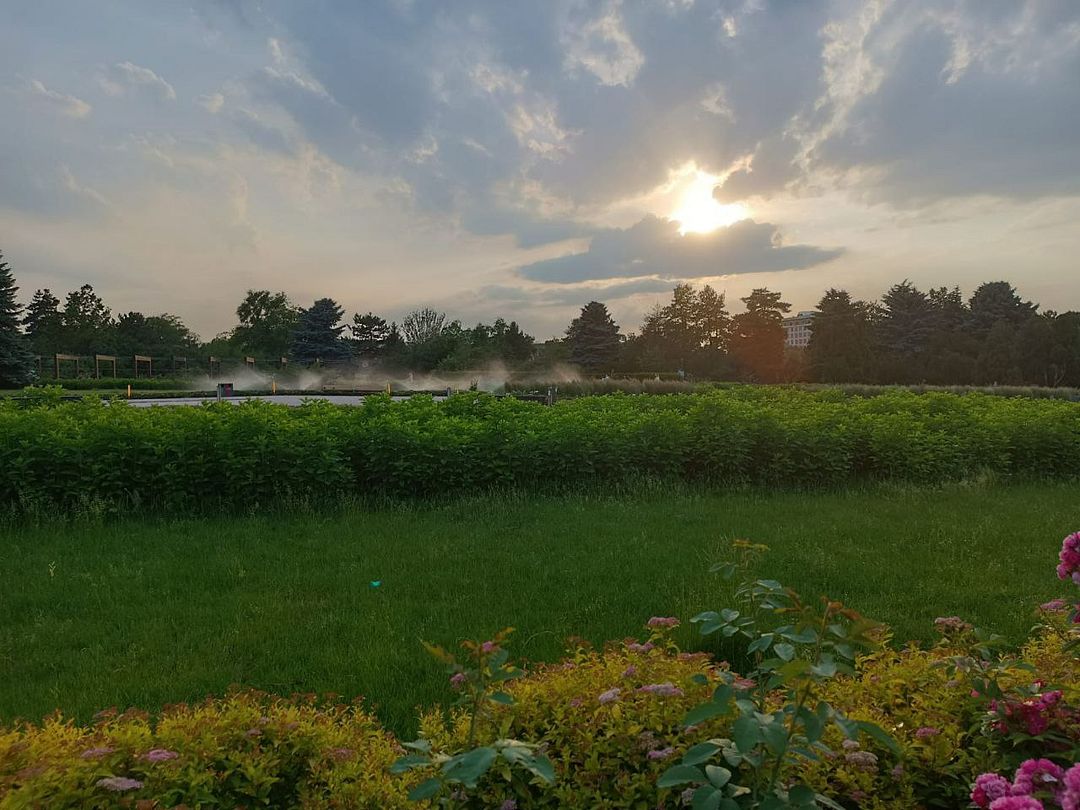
349;312;390;358
0;252;35;387
290;298;350;364
731;288;790;382
23;288;62;355
566;301;621;372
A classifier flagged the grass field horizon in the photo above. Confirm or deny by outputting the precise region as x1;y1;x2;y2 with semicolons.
2;481;1076;737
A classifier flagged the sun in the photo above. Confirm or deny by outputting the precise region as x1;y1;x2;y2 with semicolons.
669;168;748;235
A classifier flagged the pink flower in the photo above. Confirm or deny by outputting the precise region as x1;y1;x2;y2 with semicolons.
598;688;621;705
934;616;973;635
915;726;940;739
647;616;680;629
621;665;638;678
843;750;878;773
637;682;684;697
1040;599;1068;613
80;746;114;759
973;773;1011;808
143;748;178;762
330;747;354;760
626;642;655;654
450;672;467;689
1012;758;1064;797
500;801;517;810
97;777;144;792
647;747;675;760
1057;532;1080;582
989;798;1045;810
732;677;756;691
481;641;499;654
1061;764;1080;810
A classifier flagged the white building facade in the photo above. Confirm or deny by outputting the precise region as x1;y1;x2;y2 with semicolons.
782;311;817;348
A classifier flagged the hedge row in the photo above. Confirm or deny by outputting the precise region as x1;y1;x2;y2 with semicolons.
1;619;1076;808
1;388;1078;513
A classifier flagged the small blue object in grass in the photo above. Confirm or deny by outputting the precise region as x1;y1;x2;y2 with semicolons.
370;580;382;588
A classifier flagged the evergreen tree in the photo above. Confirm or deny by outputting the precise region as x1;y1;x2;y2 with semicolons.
349;312;390;358
566;301;621;372
0;252;35;387
731;288;790;382
22;288;62;356
877;280;936;382
807;289;874;382
969;281;1038;336
290;298;350;364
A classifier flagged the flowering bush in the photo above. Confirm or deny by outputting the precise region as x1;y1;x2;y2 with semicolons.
0;691;413;808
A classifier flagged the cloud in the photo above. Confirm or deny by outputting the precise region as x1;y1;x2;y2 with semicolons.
100;61;177;101
562;1;645;87
197;92;225;113
480;276;676;307
28;80;91;118
517;216;841;283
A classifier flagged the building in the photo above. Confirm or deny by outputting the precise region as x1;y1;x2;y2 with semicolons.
782;311;816;348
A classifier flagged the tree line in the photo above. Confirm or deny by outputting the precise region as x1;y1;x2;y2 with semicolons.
1;247;1078;388
561;280;1080;387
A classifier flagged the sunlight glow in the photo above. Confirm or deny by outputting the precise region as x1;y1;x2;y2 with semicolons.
669;168;748;235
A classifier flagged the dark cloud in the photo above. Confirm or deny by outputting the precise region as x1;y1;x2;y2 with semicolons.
517;216;841;284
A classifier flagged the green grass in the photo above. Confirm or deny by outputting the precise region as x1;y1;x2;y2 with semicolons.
1;482;1077;736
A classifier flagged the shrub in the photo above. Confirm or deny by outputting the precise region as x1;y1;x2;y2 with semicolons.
0;691;412;809
2;388;1079;517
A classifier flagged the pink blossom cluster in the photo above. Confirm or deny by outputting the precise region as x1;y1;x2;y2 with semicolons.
1058;532;1080;585
647;616;680;629
972;760;1080;810
637;682;684;697
990;690;1076;737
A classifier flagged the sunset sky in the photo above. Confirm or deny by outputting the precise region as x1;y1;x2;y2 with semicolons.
3;0;1079;340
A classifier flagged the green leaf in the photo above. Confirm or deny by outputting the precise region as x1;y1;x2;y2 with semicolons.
407;778;441;801
788;784;816;805
658;764;705;788
389;754;431;773
402;739;432;752
489;691;514;705
774;642;796;662
747;634;774;654
704;764;732;789
684;700;731;726
858;720;902;757
692;786;724;810
732;715;761;753
681;742;722;766
782;627;818;644
443;746;497;787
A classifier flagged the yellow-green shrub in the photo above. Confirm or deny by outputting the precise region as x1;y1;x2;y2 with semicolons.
418;642;727;808
0;691;412;809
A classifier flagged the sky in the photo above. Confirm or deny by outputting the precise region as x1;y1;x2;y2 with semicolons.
2;0;1079;341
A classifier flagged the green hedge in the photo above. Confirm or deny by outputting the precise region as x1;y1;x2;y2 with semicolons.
1;388;1078;514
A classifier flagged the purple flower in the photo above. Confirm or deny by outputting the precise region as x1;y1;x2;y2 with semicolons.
841;739;860;751
80;746;114;759
481;641;499;654
330;747;354;760
681;787;697;806
915;726;940;739
647;616;680;629
598;687;621;705
637;682;683;697
621;665;638;678
972;772;1011;808
143;748;178;762
1062;764;1080;810
934;615;973;635
647;747;675;760
989;799;1045;810
626;642;655;654
1012;758;1064;797
500;801;517;810
450;672;467;689
891;764;904;780
97;777;144;792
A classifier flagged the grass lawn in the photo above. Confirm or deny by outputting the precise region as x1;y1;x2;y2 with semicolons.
1;482;1077;736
